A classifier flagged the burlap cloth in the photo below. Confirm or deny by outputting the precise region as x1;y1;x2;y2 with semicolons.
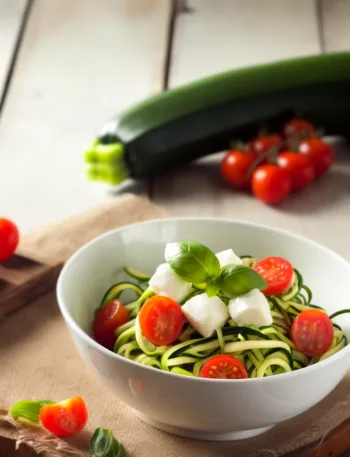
1;194;350;457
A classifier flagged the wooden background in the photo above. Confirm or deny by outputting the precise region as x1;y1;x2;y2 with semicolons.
0;0;350;252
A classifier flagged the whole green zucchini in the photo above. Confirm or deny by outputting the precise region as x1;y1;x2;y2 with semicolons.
85;52;350;185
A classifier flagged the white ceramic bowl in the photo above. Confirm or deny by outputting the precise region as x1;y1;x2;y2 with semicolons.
57;218;350;441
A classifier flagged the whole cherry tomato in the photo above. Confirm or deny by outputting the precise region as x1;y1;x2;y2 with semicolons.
93;300;129;349
277;152;315;192
249;134;283;158
282;119;316;140
251;164;291;204
220;150;257;190
299;138;334;178
0;218;19;261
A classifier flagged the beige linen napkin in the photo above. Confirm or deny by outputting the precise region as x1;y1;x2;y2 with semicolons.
1;193;350;457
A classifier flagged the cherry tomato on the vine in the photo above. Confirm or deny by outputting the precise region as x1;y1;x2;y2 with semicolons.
277;152;315;192
291;309;334;357
249;134;283;158
220;150;257;190
199;354;248;379
0;218;19;261
282;119;316;140
299;138;334;178
93;300;129;349
139;296;184;346
251;164;291;205
39;396;88;437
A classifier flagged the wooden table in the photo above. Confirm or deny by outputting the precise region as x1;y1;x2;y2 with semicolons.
0;2;350;455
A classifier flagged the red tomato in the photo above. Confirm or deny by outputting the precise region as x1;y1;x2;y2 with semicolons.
0;218;19;261
277;152;315;192
249;134;283;158
291;309;334;357
253;256;294;296
251;164;291;204
139;296;184;346
93;300;129;349
299;138;334;178
199;354;248;379
220;150;257;190
282;119;316;139
39;396;88;437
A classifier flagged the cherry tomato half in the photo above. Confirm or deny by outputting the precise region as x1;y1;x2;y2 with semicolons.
299;138;334;178
249;134;283;158
253;256;294;296
39;396;88;437
277;152;315;192
251;164;291;205
220;150;257;190
139;296;184;346
282;119;316;140
93;300;129;349
199;354;248;379
0;218;19;262
291;309;334;357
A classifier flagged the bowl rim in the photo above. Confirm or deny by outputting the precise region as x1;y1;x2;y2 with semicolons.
56;216;350;384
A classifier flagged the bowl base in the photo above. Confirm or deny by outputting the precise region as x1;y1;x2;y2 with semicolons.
133;410;274;441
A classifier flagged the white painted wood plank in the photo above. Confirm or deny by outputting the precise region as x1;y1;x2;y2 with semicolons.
169;0;320;87
0;0;170;233
151;0;350;260
0;0;28;96
322;0;350;52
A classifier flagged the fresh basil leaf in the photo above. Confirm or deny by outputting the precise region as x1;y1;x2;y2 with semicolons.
90;427;126;457
218;264;267;298
206;281;220;297
165;241;220;284
10;400;55;423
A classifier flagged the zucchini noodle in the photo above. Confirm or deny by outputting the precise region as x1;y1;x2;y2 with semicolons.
95;259;349;379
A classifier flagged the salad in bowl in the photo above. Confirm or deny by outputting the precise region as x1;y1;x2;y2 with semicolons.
92;241;348;380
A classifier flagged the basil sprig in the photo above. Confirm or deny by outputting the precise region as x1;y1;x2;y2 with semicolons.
90;427;126;457
217;264;267;298
10;399;55;422
165;241;266;298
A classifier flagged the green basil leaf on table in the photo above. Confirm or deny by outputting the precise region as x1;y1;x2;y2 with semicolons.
90;427;126;457
218;264;267;298
10;399;55;422
165;241;220;284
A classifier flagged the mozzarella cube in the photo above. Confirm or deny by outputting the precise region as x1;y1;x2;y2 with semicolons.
228;288;272;327
216;249;243;268
149;263;192;303
182;293;229;338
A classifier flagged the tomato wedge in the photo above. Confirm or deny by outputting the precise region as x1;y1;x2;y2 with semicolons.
291;309;334;357
199;354;248;379
253;256;294;296
93;300;129;349
139;296;184;346
39;396;88;437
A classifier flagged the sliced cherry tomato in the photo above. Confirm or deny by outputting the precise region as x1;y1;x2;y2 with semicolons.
0;218;19;261
39;396;88;437
291;309;334;357
253;256;294;296
251;164;291;205
282;119;316;139
299;138;334;178
139;296;184;346
199;354;248;379
220;150;257;190
249;134;282;158
277;152;315;192
93;300;129;349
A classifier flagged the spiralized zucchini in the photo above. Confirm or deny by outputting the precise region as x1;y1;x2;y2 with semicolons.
97;257;349;378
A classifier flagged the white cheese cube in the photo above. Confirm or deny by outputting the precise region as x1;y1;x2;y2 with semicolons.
228;288;272;327
182;293;229;338
216;249;243;268
149;263;192;303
